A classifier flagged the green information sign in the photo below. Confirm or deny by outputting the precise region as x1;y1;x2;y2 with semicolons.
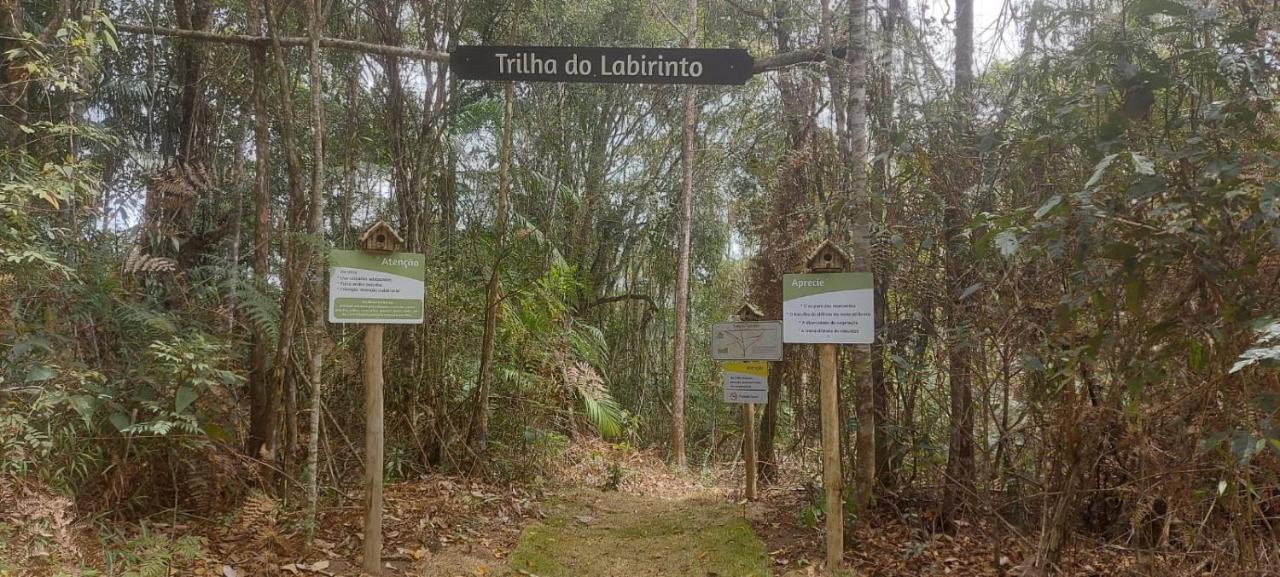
328;249;425;324
782;272;874;344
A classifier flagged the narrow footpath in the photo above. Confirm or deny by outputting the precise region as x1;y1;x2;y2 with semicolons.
504;489;770;577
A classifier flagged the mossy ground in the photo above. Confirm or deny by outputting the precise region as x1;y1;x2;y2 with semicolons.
507;489;770;577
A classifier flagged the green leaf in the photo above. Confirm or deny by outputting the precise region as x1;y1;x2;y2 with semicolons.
995;231;1020;257
1085;154;1119;190
201;423;231;441
109;411;131;432
25;365;56;383
1124;276;1146;314
1035;194;1062;219
175;386;197;413
1130;152;1155;175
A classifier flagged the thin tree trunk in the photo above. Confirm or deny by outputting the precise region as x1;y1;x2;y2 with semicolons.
942;0;977;524
245;0;277;462
304;0;325;543
872;0;901;492
820;0;847;158
757;354;783;483
671;0;698;468
468;81;513;460
265;0;309;463
846;0;875;513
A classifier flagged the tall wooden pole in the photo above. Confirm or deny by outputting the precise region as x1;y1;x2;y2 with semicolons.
363;323;385;574
744;403;757;500
735;303;766;501
819;341;842;573
798;241;850;576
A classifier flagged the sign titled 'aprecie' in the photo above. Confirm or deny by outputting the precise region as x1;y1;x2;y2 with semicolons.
451;46;755;85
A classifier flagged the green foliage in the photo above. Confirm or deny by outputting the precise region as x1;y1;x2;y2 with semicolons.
1230;319;1280;374
99;526;206;577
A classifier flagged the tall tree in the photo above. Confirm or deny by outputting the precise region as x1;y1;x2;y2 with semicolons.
244;0;276;461
871;0;902;489
670;0;698;467
845;0;875;513
469;80;514;460
264;0;310;460
942;0;977;523
303;0;326;539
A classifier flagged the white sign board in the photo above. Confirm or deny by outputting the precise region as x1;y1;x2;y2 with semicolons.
722;361;769;404
711;321;783;361
782;272;874;344
328;249;425;324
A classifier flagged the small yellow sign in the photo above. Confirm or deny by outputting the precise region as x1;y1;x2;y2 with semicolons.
723;361;769;378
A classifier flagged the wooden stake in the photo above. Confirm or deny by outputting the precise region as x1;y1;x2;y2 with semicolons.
362;324;384;575
819;342;843;574
801;240;851;576
744;402;757;500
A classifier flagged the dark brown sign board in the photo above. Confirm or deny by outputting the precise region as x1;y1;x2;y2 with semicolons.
451;45;754;85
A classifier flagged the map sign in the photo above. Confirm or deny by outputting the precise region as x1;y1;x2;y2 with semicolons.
782;272;874;344
722;361;769;404
711;321;783;361
328;249;425;324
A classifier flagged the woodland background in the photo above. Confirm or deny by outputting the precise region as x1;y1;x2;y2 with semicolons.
2;0;1279;574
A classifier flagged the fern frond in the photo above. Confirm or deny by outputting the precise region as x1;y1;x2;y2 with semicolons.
117;300;178;334
123;246;177;274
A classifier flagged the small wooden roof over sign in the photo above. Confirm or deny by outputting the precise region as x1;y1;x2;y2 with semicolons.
360;221;404;252
736;303;766;321
805;239;851;272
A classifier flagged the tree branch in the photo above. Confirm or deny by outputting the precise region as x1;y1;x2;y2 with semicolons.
115;23;450;62
753;43;847;73
588;293;658;311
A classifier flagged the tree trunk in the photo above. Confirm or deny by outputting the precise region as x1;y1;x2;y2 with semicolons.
245;0;277;462
872;0;902;492
757;354;783;483
264;0;310;463
942;0;976;524
303;0;325;542
468;80;513;460
171;0;212;162
670;0;698;468
846;0;875;513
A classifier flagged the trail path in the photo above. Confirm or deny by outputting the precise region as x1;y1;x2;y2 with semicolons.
503;489;770;577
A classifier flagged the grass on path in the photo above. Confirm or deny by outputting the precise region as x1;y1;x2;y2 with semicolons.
507;489;770;577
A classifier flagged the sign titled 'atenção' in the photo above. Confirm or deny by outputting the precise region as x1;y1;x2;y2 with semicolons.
328;249;425;324
451;46;754;85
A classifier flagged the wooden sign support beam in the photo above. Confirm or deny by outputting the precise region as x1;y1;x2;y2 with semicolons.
735;302;766;501
362;322;384;575
355;221;403;576
805;241;850;576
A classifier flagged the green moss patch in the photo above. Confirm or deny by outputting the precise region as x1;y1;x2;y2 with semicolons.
507;490;770;577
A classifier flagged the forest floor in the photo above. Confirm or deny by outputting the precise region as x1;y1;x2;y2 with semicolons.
4;440;1159;576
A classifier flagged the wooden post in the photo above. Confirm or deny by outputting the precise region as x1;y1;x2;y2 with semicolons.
743;402;757;500
362;323;384;575
819;341;842;573
735;302;767;501
803;240;849;576
355;221;403;576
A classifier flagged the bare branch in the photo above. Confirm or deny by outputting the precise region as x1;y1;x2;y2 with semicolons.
115;23;450;62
